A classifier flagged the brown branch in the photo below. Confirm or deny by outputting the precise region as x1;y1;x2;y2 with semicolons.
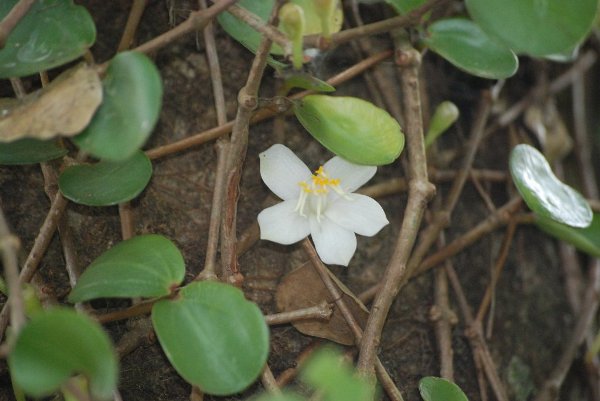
0;0;36;49
144;50;393;160
303;0;449;49
357;36;435;378
226;4;291;53
117;0;147;52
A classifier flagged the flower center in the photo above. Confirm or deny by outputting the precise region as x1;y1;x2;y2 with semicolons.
295;166;346;220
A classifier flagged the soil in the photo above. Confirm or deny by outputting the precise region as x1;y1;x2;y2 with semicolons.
0;1;596;401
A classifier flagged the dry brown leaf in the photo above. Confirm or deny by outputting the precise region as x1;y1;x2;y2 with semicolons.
524;99;573;163
275;262;369;345
0;63;102;143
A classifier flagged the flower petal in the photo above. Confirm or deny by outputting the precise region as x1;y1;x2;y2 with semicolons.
323;156;376;193
258;200;310;245
325;194;389;236
309;217;357;266
260;144;312;200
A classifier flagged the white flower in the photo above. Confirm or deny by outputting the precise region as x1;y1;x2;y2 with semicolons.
257;144;389;266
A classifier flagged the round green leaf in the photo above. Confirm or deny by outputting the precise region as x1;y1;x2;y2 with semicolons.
535;213;600;258
58;150;152;206
152;281;269;395
510;144;592;228
72;51;162;161
0;138;66;165
293;95;404;165
419;377;468;401
8;308;117;400
68;234;185;303
0;0;96;78
424;19;518;79
465;0;598;56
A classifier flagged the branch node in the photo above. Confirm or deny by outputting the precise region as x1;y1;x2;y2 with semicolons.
395;48;421;67
238;90;258;110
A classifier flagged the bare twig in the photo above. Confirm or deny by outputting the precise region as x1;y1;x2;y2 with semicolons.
0;0;36;49
117;0;147;52
261;365;282;394
226;4;290;53
357;36;435;378
265;302;332;325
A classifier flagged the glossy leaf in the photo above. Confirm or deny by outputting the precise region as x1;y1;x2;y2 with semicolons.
294;95;404;165
68;234;185;303
72;52;162;161
466;0;598;56
424;19;518;79
8;308;117;400
58;151;152;206
152;281;269;395
300;347;371;401
0;138;66;165
0;0;95;78
419;377;469;401
510;144;592;228
535;213;600;258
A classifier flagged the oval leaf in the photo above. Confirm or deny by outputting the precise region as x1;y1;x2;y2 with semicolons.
419;377;469;401
294;95;404;165
0;0;96;78
282;72;335;94
58;150;152;206
0;138;66;165
466;0;598;56
535;213;600;258
424;19;518;79
72;51;162;161
510;144;592;228
152;281;269;395
8;308;118;400
68;234;185;303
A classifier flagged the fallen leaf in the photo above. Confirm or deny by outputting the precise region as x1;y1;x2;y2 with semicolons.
275;262;369;345
0;63;102;142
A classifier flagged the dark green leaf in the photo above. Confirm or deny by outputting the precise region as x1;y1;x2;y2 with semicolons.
68;234;185;303
72;52;162;161
0;0;96;78
424;19;518;79
8;308;117;400
282;72;335;94
535;213;600;258
152;281;269;395
58;151;152;206
294;95;404;165
0;138;66;165
419;377;469;401
510;144;592;227
466;0;597;56
385;0;426;14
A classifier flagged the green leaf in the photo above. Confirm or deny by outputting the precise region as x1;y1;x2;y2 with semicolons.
68;234;185;303
58;150;152;206
252;393;307;401
0;0;96;78
294;95;405;165
510;144;592;228
424;19;518;79
465;0;598;56
419;377;469;401
0;138;66;165
386;0;426;14
425;101;459;148
8;308;118;400
72;52;162;161
152;281;269;395
535;213;600;258
282;72;335;94
300;347;371;401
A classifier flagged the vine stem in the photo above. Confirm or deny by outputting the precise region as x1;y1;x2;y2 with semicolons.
357;39;435;378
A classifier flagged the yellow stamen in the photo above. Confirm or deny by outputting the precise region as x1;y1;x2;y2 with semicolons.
295;165;347;220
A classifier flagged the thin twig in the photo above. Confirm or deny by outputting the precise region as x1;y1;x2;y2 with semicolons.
265;302;332;325
144;50;393;160
357;35;435;378
0;0;36;49
117;0;147;52
226;3;291;53
261;364;282;394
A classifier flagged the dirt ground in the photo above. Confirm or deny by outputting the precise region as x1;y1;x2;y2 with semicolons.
0;1;597;400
